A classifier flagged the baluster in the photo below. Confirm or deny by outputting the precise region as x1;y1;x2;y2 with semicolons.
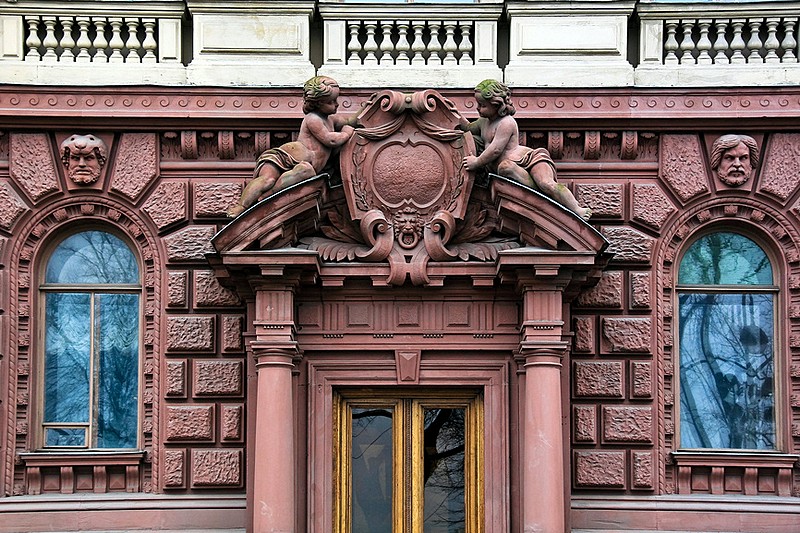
730;19;746;64
396;21;410;65
782;19;797;62
712;19;730;64
41;16;58;61
92;18;109;62
378;20;394;65
142;18;157;62
459;22;473;65
410;21;426;65
442;21;458;65
347;22;362;64
664;20;680;65
108;17;125;62
59;17;76;61
75;17;92;62
679;19;696;65
363;21;379;65
696;19;712;64
764;18;780;63
428;22;442;65
125;18;142;63
746;18;763;63
25;16;42;60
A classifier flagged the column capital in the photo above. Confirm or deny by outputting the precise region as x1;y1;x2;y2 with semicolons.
515;341;569;368
251;343;299;368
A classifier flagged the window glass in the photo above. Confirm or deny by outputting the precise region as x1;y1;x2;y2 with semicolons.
42;230;140;449
678;232;776;450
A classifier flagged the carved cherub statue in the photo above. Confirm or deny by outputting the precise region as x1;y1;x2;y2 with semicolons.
460;79;591;220
227;76;358;217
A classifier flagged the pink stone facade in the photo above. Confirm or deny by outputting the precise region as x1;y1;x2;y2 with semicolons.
0;85;799;532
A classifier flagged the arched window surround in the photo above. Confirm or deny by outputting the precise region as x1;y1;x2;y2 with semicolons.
656;198;800;497
5;197;163;496
35;225;144;451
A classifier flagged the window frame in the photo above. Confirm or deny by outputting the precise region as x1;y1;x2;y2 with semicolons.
674;228;785;453
35;226;144;451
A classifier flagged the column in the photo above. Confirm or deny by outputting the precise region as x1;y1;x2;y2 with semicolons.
250;280;299;533
517;277;569;532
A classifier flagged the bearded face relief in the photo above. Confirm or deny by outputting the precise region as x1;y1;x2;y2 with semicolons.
710;134;759;187
60;134;108;185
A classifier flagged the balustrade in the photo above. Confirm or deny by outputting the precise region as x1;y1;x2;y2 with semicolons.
662;16;798;65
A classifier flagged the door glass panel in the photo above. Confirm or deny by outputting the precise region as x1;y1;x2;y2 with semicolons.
423;408;466;533
351;407;394;533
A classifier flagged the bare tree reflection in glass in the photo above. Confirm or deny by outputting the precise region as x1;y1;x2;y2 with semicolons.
351;408;393;533
678;232;775;450
42;230;140;449
423;408;466;533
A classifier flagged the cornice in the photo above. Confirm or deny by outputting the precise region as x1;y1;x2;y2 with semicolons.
1;85;799;128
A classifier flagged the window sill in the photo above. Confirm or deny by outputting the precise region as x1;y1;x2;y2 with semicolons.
670;451;798;496
17;450;146;495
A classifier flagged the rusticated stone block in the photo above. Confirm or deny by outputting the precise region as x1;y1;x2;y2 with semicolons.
194;360;243;397
632;451;654;489
760;133;800;202
166;316;214;352
573;405;597;443
194;270;241;307
631;361;653;398
575;183;623;217
221;404;244;441
142;181;187;230
9;133;59;201
573;316;595;353
630;272;651;309
574;361;624;398
660;134;708;202
602;317;652;353
165;359;186;397
110;133;158;201
191;449;242;487
0;182;27;231
194;183;243;218
163;449;185;488
222;315;244;352
164;226;216;262
574;451;625;488
632;183;676;231
576;271;622;308
603;406;653;443
602;227;654;263
167;271;188;307
165;405;213;441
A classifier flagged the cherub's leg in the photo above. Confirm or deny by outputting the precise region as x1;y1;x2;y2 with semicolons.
227;164;281;217
529;162;592;220
497;160;535;188
272;161;316;193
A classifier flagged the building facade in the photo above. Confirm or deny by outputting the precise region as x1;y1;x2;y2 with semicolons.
0;1;799;531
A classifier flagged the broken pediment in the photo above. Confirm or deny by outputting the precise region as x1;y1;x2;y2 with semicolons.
212;89;608;287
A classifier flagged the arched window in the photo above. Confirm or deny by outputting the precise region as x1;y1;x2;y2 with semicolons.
40;230;141;449
677;231;776;450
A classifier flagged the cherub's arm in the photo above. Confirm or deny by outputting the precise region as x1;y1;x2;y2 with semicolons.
457;117;483;136
463;116;515;170
306;113;355;147
332;112;361;130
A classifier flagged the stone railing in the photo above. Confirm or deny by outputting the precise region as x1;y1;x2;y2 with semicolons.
0;0;185;84
637;0;800;86
317;2;503;87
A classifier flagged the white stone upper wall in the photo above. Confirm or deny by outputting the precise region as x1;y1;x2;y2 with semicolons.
0;0;797;88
